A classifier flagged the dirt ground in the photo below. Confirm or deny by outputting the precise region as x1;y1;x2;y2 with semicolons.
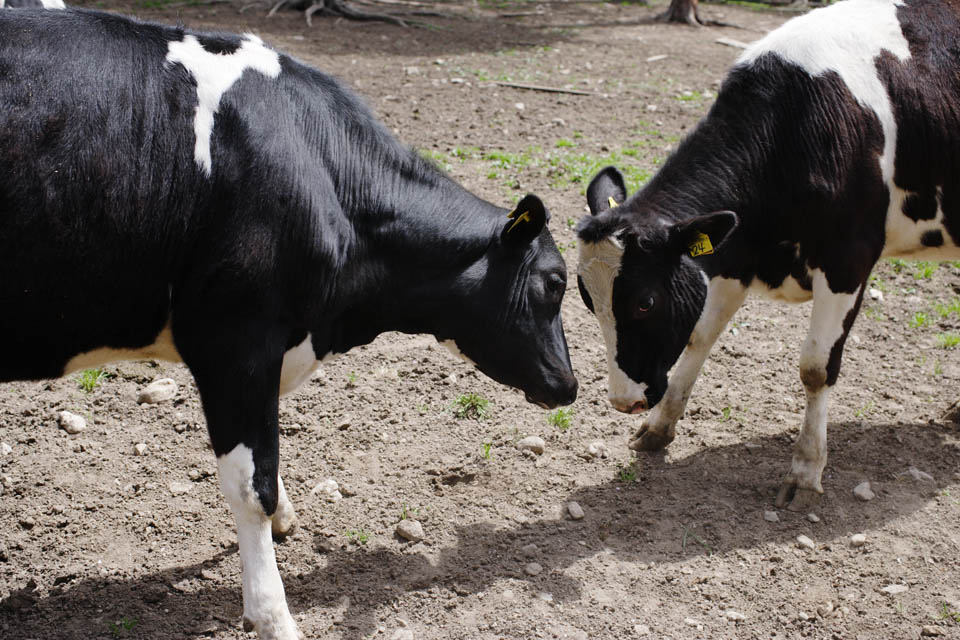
2;1;959;639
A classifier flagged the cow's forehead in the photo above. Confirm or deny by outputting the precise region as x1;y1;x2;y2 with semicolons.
577;238;624;312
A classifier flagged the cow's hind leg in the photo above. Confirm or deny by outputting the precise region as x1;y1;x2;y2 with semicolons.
776;270;865;512
179;323;302;640
631;276;747;451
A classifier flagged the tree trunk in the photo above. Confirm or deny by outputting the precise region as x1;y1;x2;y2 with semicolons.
658;0;703;26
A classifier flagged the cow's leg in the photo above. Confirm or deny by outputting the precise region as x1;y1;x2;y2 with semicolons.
776;271;865;511
178;323;302;640
631;276;747;451
271;473;298;540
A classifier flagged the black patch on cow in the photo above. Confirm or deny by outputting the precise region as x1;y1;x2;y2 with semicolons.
196;34;240;55
826;286;865;387
902;187;938;221
921;229;944;247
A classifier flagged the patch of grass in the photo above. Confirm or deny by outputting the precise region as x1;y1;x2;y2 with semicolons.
616;462;637;483
346;371;358;386
109;617;137;637
566;217;577;229
345;529;370;545
854;401;875;418
399;503;418;521
547;407;573;431
77;368;110;393
556;240;577;255
937;333;960;349
910;311;930;329
453;393;490;420
933;298;960;318
888;258;908;274
418;148;451;173
938;601;960;624
863;306;886;322
546;150;651;194
481;441;493;460
451;146;481;161
933;359;944;376
680;524;714;556
555;138;577;148
912;261;937;280
720;406;732;422
674;90;703;102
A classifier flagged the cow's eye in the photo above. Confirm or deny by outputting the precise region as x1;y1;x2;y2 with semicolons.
634;295;655;318
546;272;566;301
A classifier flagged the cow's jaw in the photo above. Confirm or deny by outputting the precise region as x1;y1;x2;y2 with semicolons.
578;237;650;413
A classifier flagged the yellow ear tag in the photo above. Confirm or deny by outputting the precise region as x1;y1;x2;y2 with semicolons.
507;210;531;233
688;232;714;257
608;196;619;208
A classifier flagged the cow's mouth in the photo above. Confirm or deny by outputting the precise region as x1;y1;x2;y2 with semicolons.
524;392;553;409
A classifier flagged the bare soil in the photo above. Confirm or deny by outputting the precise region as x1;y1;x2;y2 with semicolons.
2;2;959;639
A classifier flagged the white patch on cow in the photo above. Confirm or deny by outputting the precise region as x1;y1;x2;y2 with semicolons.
217;445;300;640
748;247;813;303
63;324;181;375
643;276;747;438
271;473;297;537
440;339;477;367
882;187;960;259
1;1;7;8
739;0;910;186
40;0;66;8
578;237;648;411
278;333;318;396
165;34;281;176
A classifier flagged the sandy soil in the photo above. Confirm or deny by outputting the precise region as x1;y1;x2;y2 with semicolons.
2;2;959;639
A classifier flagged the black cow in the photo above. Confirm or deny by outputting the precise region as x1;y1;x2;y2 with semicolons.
576;0;959;511
0;8;577;639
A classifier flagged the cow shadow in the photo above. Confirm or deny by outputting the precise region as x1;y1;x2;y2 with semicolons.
2;419;957;639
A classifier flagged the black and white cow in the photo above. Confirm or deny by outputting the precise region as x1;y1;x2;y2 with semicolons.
0;8;577;639
576;0;959;511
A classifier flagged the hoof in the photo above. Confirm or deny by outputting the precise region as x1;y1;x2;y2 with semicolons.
628;426;674;452
775;481;821;512
271;517;298;542
241;615;304;640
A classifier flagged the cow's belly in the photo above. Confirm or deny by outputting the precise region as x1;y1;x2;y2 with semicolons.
749;275;814;303
63;325;182;374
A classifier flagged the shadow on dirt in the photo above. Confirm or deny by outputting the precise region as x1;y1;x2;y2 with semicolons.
3;419;957;638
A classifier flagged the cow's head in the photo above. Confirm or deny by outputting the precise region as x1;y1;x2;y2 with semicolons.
576;167;737;413
443;194;577;409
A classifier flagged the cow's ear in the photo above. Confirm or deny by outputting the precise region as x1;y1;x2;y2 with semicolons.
667;211;738;258
502;194;548;245
586;166;627;215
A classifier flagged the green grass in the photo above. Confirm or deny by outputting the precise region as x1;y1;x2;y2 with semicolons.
854;401;875;418
345;529;370;545
910;312;930;329
346;371;358;386
555;138;577;148
481;441;493;460
933;298;960;318
720;406;732;422
418;148;452;173
453;393;490;420
547;407;573;431
938;602;960;624
912;261;937;280
76;368;109;393
888;258;908;274
616;463;637;483
109;617;137;637
399;503;419;521
937;333;960;349
680;524;714;556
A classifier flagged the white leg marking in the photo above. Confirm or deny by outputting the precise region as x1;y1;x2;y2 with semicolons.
788;270;861;493
271;473;298;538
578;237;651;411
166;35;281;176
278;333;318;396
641;276;747;440
218;446;300;640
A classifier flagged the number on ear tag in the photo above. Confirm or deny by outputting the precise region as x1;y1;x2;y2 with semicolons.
688;232;714;257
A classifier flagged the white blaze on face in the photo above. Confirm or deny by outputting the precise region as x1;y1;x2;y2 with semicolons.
577;237;648;412
166;34;281;176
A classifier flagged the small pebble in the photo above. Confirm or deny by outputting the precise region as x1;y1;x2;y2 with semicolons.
817;601;835;618
567;501;585;520
850;533;866;548
683;618;703;630
725;610;746;622
516;436;545;455
536;591;553;602
586;441;608;459
868;287;884;301
633;624;652;635
853;481;875;501
0;442;12;456
169;482;192;495
881;584;909;595
525;562;543;576
396;519;424;543
521;543;538;557
806;513;820;523
921;625;945;637
763;510;779;523
137;378;178;404
904;467;935;482
58;411;86;434
390;629;414;640
133;443;148;457
796;535;815;551
311;479;342;503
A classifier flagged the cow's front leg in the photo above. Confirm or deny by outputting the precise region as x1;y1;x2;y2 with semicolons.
179;322;302;640
631;277;747;451
776;271;865;511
